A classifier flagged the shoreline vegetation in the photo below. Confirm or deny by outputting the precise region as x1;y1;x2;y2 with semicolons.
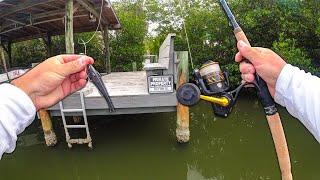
2;0;319;85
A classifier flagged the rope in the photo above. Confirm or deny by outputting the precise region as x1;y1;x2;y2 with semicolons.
78;0;104;54
178;0;195;69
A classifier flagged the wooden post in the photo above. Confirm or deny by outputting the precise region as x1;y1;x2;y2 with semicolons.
0;45;10;81
8;41;12;67
102;26;111;73
39;110;57;146
38;34;57;147
43;33;52;58
65;0;81;124
176;51;190;143
1;41;12;68
65;0;74;54
132;61;137;71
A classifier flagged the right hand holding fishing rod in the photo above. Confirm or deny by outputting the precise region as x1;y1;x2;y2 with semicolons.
235;40;287;97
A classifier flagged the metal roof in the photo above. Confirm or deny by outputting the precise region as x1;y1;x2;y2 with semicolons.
0;0;121;43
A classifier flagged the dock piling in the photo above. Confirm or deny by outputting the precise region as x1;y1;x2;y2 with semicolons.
176;51;190;143
39;110;57;146
37;34;58;147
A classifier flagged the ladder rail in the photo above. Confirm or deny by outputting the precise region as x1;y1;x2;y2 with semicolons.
80;92;91;141
59;91;92;148
59;100;71;140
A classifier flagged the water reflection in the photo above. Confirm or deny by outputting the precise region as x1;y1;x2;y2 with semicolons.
0;96;319;179
187;165;224;180
17;133;42;147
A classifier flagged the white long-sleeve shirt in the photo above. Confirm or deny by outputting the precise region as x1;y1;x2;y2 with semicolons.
275;64;320;142
0;83;36;159
0;64;319;159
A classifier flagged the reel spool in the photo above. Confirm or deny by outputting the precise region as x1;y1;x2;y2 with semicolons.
199;61;229;94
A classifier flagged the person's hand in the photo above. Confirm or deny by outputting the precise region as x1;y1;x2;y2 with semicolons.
235;40;287;97
11;55;94;110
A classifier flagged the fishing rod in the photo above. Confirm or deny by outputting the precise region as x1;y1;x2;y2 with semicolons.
176;1;292;179
218;0;292;179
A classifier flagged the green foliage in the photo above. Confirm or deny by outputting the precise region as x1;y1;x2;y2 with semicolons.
74;32;105;72
8;0;320;82
317;17;320;38
272;33;317;73
110;1;147;72
12;39;47;67
222;63;241;87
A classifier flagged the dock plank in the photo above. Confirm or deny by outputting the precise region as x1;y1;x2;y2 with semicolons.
87;71;148;97
48;71;178;115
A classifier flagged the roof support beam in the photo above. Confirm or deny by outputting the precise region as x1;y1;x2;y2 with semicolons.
0;0;56;19
102;25;111;73
0;14;87;35
5;18;47;32
0;2;14;6
75;0;108;25
1;3;84;32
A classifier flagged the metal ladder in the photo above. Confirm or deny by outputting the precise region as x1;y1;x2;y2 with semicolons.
59;91;92;149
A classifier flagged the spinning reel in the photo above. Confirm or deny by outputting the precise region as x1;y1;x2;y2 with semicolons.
177;61;248;117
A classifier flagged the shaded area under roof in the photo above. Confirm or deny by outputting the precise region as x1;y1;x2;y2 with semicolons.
0;0;121;43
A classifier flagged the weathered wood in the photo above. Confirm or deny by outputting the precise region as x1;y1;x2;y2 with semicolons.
0;0;56;19
176;51;190;143
102;26;111;73
0;42;11;68
65;0;74;54
143;34;175;73
39;110;57;146
43;33;52;58
5;17;48;32
49;89;177;110
132;62;137;72
50;106;176;117
91;71;148;96
0;0;121;43
65;0;81;124
39;33;57;147
0;46;10;80
75;0;108;25
7;41;12;67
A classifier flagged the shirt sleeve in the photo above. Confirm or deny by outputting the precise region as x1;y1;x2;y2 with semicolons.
0;83;36;159
274;64;320;143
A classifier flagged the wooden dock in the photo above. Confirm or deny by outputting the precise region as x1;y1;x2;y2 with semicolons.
46;34;190;147
48;71;178;116
0;0;190;148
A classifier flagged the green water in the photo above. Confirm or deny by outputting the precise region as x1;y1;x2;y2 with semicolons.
1;96;319;180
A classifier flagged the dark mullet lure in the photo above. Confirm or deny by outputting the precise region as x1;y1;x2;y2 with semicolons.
87;65;115;112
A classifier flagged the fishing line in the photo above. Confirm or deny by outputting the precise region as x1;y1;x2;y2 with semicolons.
177;0;195;69
78;0;104;54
